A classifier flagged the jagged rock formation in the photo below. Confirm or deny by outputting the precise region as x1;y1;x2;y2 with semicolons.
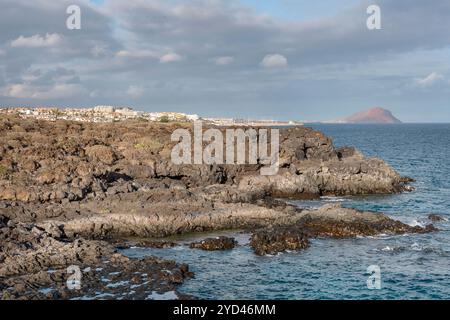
190;237;237;251
250;204;437;256
0;117;410;206
251;226;310;256
0;115;434;299
0;216;193;300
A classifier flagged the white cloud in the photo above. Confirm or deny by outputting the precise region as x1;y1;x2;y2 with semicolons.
91;45;108;58
261;54;288;68
215;56;234;66
116;50;132;58
2;83;83;99
2;84;30;98
11;33;62;48
416;72;444;87
159;52;183;63
2;0;450;121
89;90;100;98
126;85;145;98
116;50;159;59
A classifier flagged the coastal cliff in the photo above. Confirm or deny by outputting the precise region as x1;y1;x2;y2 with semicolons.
0;117;410;206
0;115;434;300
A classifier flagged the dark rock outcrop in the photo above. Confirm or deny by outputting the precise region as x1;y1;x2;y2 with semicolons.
428;214;447;222
250;227;310;256
0;221;193;300
0;116;412;207
120;240;178;249
298;204;437;238
250;204;437;255
190;236;237;251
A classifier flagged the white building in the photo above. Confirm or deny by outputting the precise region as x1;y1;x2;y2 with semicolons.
94;106;115;113
186;114;200;121
115;107;138;117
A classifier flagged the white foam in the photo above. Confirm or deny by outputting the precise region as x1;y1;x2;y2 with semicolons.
130;284;142;289
410;243;423;251
408;219;425;228
320;196;347;202
147;290;178;300
71;292;116;300
39;288;53;295
106;280;129;288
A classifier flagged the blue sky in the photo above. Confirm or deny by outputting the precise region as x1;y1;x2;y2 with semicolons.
1;0;450;122
241;0;361;20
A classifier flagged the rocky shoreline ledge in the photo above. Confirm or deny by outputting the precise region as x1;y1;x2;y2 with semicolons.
0;115;436;299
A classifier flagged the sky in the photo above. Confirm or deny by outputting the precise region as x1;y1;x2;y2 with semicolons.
0;0;450;122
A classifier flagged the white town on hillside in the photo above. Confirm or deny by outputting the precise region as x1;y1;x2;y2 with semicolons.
0;106;303;126
0;106;200;123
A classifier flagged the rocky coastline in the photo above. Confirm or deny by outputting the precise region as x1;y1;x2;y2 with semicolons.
0;115;437;300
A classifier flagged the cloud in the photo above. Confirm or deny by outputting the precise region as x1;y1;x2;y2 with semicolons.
89;89;100;98
261;54;288;68
0;66;83;100
11;33;61;48
20;67;80;86
126;85;145;98
116;50;159;59
2;83;84;99
415;72;444;88
2;84;31;98
91;45;108;58
159;52;183;63
1;0;450;121
215;56;234;65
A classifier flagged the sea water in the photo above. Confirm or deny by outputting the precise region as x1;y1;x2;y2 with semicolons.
121;124;450;300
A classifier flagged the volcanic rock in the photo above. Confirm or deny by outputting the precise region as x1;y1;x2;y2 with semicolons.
428;214;447;222
250;227;310;256
249;204;437;255
190;236;237;251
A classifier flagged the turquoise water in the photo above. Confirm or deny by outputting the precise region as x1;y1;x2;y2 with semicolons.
121;124;450;300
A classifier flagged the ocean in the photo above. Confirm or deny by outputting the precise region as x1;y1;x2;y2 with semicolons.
121;124;450;300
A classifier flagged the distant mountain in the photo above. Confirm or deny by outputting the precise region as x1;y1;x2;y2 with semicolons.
336;108;402;124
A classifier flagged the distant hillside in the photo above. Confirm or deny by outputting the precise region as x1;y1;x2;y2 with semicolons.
339;108;402;124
